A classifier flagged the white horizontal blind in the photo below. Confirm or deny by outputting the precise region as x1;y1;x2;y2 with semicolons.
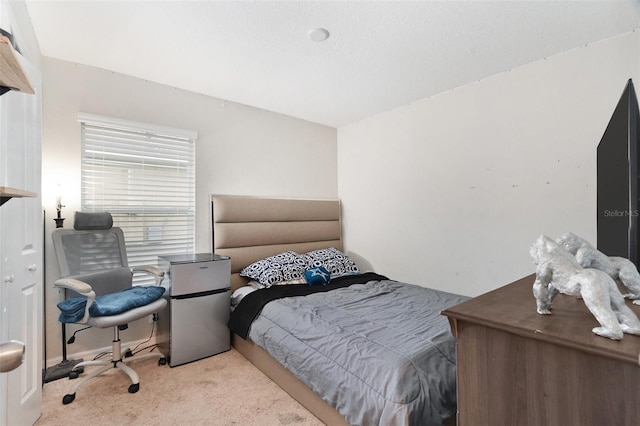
79;114;196;283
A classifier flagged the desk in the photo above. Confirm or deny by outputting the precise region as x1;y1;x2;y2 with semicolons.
442;274;640;426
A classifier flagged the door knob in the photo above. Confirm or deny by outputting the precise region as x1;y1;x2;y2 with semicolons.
3;275;13;283
0;340;24;373
27;264;37;272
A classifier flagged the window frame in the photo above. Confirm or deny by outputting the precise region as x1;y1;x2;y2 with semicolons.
78;112;197;274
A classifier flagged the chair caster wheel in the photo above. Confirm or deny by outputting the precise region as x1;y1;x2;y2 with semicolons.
128;383;139;394
158;357;167;366
62;393;75;405
68;370;79;380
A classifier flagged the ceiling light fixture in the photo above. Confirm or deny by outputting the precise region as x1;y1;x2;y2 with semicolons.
308;28;330;42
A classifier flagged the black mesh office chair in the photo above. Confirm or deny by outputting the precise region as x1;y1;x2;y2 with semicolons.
52;212;168;404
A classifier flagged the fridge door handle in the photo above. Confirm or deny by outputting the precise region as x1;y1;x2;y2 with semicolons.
172;288;229;300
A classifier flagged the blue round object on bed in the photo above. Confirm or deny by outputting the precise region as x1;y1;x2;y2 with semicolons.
305;266;331;286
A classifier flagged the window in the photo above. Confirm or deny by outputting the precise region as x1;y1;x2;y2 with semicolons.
78;113;196;279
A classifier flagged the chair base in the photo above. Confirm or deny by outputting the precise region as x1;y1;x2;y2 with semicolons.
62;331;165;405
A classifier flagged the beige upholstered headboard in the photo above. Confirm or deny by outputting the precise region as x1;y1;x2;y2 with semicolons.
211;195;342;291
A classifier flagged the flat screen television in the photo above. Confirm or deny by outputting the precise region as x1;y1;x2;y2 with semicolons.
597;79;640;265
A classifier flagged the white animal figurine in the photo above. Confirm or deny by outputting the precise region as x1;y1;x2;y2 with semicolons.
557;232;640;305
529;235;640;340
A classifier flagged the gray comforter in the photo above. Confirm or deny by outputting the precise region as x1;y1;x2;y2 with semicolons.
247;278;469;426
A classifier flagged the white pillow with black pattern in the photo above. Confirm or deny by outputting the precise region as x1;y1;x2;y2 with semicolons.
239;251;309;287
302;247;360;278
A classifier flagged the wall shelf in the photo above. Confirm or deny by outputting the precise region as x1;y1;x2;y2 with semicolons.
0;186;37;206
0;29;35;95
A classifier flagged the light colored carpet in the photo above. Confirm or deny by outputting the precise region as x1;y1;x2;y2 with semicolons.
36;348;324;426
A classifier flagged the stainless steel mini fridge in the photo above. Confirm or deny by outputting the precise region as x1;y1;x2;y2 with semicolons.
157;253;231;366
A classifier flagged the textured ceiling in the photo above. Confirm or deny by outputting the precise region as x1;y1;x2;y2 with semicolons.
24;1;640;128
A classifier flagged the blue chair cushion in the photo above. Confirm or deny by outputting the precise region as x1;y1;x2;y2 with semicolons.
304;266;331;286
57;298;87;324
58;286;166;323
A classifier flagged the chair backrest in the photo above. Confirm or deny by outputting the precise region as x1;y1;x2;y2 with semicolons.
52;227;129;277
52;212;132;297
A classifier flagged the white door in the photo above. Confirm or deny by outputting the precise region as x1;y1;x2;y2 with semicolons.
0;28;43;426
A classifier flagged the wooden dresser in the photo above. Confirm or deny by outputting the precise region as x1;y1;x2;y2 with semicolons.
442;274;640;426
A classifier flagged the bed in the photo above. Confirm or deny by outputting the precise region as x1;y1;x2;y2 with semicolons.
211;195;468;426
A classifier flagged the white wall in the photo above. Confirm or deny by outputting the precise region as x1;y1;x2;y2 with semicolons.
338;31;640;297
41;57;337;362
36;20;640;367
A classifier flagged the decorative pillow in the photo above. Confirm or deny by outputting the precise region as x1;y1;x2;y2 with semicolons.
305;266;331;286
302;247;360;278
239;251;309;287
